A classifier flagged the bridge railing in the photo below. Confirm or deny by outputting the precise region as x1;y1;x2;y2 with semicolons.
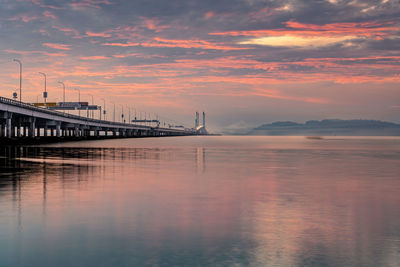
0;96;193;133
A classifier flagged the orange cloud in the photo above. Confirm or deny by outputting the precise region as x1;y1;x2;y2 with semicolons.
86;31;112;37
204;11;215;19
103;42;140;47
142;18;169;32
52;26;81;38
43;43;71;50
4;49;67;57
46;53;398;86
210;21;400;38
104;37;248;51
79;56;110;60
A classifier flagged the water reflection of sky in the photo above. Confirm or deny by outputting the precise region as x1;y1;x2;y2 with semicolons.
0;137;399;266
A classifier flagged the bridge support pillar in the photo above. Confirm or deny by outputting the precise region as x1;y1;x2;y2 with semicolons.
6;114;12;138
29;118;36;138
17;121;21;137
0;123;4;137
36;127;40;137
56;123;61;137
44;125;48;137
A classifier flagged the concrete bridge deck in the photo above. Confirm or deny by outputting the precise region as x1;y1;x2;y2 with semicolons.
0;96;197;140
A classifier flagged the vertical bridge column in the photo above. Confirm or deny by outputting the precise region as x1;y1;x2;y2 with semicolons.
6;112;12;138
29;117;36;138
0;122;3;137
74;125;80;137
17;119;21;137
56;122;61;137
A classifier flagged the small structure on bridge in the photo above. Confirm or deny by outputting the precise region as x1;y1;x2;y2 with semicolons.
33;102;100;111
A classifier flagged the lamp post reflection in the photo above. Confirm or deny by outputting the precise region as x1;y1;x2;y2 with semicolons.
196;147;206;173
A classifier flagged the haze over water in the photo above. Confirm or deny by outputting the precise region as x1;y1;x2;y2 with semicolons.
0;136;399;266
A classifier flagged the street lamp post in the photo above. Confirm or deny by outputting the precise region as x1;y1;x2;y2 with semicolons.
119;104;124;123
38;72;47;107
58;81;65;114
13;59;22;103
101;98;106;121
126;105;131;124
111;101;115;122
88;94;94;118
74;88;80;116
58;81;65;103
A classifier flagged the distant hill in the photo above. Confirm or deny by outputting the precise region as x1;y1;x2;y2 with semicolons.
246;119;400;136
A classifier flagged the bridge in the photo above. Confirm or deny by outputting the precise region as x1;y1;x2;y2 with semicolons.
0;96;205;141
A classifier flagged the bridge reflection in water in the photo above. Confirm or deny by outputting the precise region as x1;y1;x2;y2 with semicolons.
1;138;400;266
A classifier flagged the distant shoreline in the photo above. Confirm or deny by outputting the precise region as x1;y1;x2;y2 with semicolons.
238;119;400;136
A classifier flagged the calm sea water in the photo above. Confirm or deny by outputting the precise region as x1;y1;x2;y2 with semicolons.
0;136;399;267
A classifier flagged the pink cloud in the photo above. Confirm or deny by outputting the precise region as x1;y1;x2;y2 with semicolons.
210;21;400;38
103;37;248;51
70;0;112;9
142;18;169;32
86;31;112;37
8;14;39;23
43;43;71;50
52;26;81;38
43;10;56;19
4;49;67;57
80;56;110;60
204;11;215;19
30;0;63;9
103;42;140;47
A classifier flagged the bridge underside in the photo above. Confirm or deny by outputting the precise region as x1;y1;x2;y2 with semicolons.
0;111;193;140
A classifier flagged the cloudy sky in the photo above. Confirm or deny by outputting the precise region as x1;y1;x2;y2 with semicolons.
0;0;399;131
